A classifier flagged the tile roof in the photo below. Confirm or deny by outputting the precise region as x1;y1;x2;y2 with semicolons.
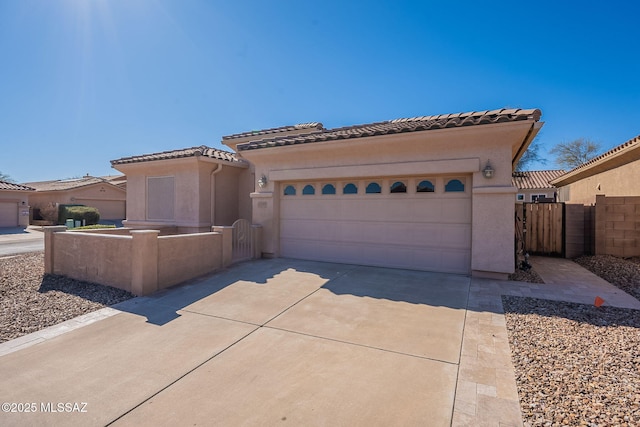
550;134;640;187
512;170;566;189
222;123;324;141
236;108;542;151
556;134;640;178
23;176;118;192
110;145;244;166
0;180;34;191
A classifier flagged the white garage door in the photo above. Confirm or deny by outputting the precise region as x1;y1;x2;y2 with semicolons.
280;176;472;274
0;202;18;227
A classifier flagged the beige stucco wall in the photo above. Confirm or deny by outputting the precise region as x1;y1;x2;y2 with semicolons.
158;233;223;288
239;120;540;277
45;227;231;296
556;160;640;205
114;158;250;231
51;232;133;290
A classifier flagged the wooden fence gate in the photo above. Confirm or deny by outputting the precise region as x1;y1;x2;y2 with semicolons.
515;203;564;258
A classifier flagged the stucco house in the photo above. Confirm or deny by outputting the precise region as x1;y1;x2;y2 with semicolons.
551;134;640;204
512;170;565;203
25;175;127;222
111;108;543;278
0;181;34;227
110;146;253;232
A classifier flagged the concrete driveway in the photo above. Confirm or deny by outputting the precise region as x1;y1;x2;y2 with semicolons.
0;258;471;426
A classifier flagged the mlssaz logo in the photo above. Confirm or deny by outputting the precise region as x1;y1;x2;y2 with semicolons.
40;402;88;413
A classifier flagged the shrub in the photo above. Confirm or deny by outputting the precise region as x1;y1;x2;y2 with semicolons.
71;224;116;230
59;205;101;226
39;203;59;223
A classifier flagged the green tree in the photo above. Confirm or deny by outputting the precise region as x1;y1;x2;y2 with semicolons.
515;137;547;171
0;171;14;182
550;138;600;169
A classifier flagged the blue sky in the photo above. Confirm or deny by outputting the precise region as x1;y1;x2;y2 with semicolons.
1;0;639;183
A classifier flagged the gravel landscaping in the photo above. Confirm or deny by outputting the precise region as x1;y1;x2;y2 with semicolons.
509;265;545;283
574;255;640;302
503;296;640;426
0;252;133;343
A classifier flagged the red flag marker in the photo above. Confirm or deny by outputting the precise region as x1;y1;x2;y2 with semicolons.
594;296;605;307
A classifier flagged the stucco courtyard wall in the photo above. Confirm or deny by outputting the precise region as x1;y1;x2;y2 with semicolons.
44;227;233;296
157;233;224;289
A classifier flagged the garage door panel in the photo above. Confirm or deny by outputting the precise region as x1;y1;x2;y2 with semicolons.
340;199;390;222
439;249;471;274
0;202;18;227
280;176;471;274
440;199;472;223
409;203;442;223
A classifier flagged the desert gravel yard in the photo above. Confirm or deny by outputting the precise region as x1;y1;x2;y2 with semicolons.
575;255;640;302
505;255;640;426
0;252;133;343
503;296;640;426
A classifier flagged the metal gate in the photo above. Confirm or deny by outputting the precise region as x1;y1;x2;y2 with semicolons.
232;219;253;261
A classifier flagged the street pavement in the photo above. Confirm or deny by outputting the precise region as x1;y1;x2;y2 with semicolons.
0;227;44;256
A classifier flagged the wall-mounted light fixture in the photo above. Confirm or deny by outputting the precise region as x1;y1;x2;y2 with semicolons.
482;161;494;179
257;175;268;188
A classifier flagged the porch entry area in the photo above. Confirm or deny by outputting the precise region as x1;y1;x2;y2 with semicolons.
278;176;472;275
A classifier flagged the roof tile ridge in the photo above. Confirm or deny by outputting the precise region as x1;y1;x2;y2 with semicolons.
564;134;640;174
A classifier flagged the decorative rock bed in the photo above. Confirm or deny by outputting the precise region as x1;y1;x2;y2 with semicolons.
0;252;133;343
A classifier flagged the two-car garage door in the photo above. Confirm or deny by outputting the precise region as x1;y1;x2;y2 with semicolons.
279;176;472;274
0;202;18;227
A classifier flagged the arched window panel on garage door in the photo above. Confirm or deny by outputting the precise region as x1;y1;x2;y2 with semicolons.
390;181;407;193
445;178;465;192
302;184;316;195
283;185;297;196
417;180;435;193
343;183;358;194
365;182;382;194
322;184;336;195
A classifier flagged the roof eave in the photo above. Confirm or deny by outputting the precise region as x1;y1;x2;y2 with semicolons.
551;142;640;186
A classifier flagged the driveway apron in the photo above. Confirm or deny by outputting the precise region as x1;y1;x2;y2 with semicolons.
0;259;470;426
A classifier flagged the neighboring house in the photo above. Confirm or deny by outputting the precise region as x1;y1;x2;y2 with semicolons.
25;175;127;221
110;146;253;232
551;134;640;205
512;170;565;202
0;181;34;227
112;108;543;278
102;174;127;190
